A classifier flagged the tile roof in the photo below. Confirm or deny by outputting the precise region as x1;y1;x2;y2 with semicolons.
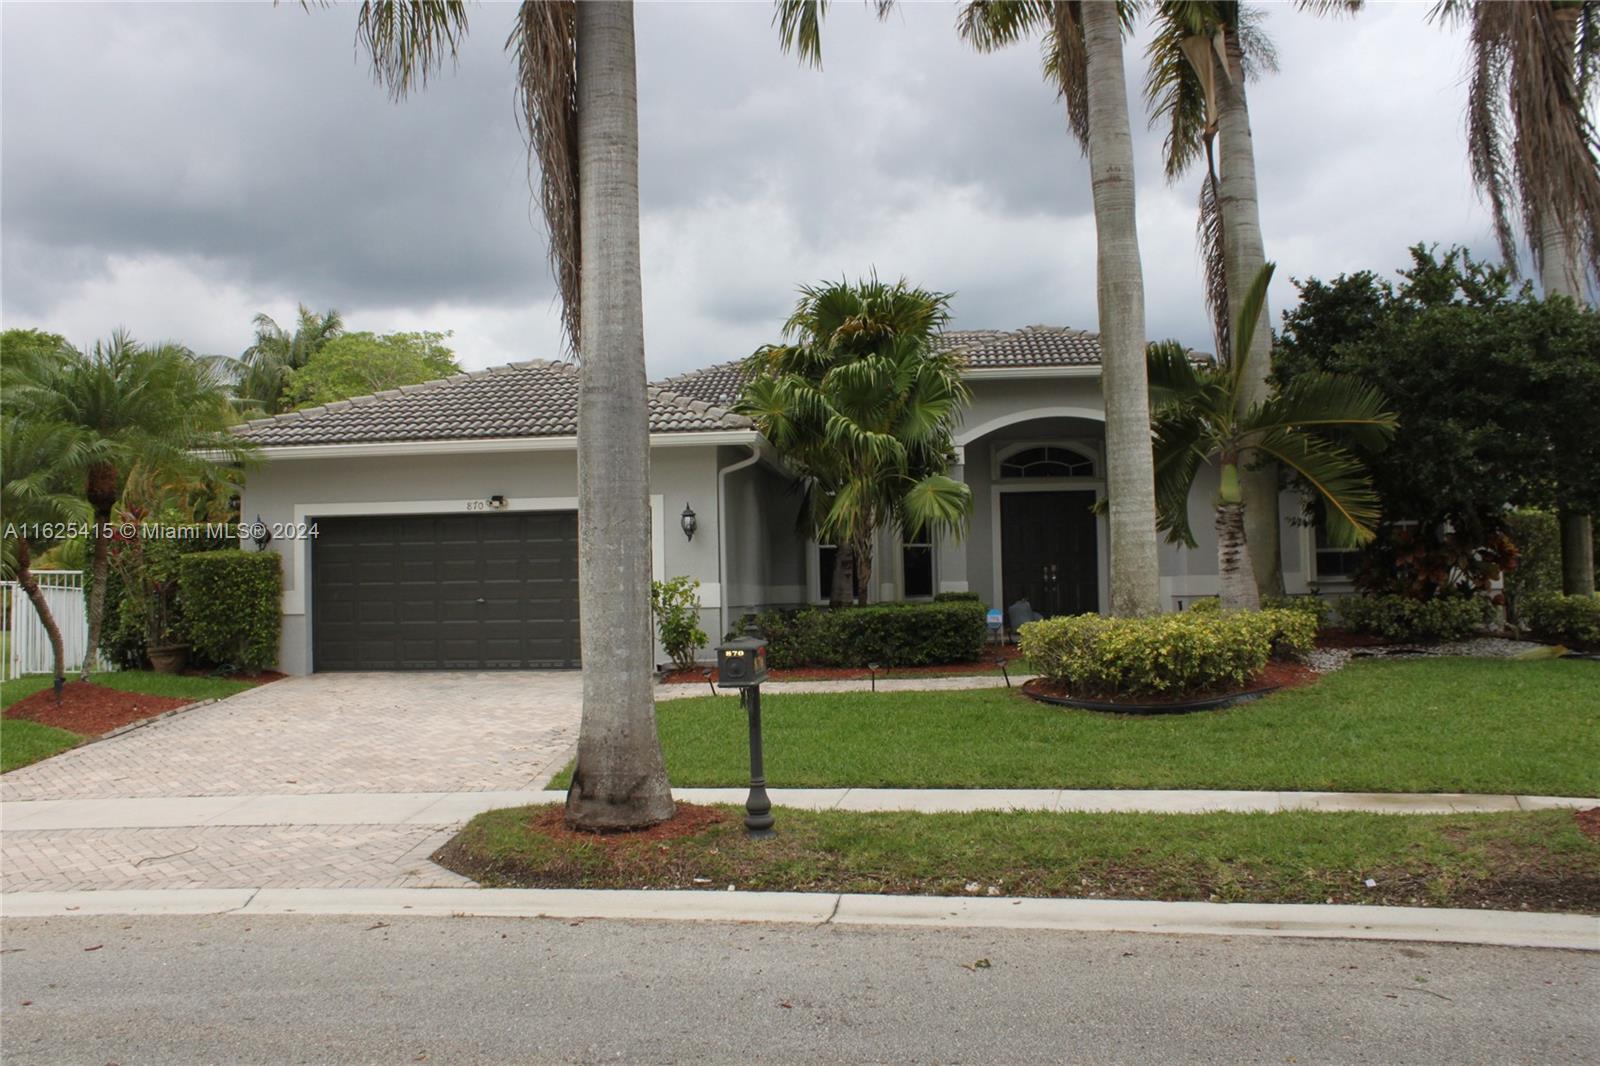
232;359;751;448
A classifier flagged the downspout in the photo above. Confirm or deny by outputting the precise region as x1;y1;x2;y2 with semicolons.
716;444;762;641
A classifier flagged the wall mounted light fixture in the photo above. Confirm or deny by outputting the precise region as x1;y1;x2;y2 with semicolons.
487;495;508;510
680;503;698;541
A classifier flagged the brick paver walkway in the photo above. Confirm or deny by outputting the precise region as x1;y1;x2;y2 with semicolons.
1;672;582;892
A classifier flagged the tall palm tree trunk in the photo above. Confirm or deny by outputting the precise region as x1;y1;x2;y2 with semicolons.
1218;29;1282;600
1082;2;1161;617
828;543;856;607
1214;501;1259;611
1539;9;1595;598
79;463;118;680
565;0;674;831
16;539;68;700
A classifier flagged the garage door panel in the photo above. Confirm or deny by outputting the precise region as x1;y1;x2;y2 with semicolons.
312;512;580;671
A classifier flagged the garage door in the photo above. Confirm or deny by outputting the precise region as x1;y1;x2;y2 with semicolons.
311;512;580;671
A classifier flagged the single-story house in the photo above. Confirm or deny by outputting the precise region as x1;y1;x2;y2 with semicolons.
235;327;1335;675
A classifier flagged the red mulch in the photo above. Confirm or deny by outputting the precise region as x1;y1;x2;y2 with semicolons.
661;646;1021;685
527;802;726;844
1575;808;1600;843
4;682;193;736
1024;658;1321;708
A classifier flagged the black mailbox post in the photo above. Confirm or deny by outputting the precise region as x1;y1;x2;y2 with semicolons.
716;628;774;838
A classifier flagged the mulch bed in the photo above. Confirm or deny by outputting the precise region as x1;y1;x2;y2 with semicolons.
660;647;1021;685
525;802;727;844
182;668;286;684
4;682;193;736
1023;659;1320;711
1576;808;1600;843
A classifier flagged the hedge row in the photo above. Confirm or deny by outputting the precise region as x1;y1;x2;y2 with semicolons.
1336;594;1490;643
1019;609;1316;700
177;550;282;672
740;600;989;668
1520;593;1600;649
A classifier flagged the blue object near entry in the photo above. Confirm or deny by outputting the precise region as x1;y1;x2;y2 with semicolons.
986;608;1003;632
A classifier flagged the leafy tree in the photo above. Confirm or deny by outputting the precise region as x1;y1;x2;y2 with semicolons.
0;414;93;697
339;0;674;830
282;330;462;408
1274;244;1600;595
734;276;973;607
1431;0;1600;593
1149;264;1396;609
232;305;345;414
6;331;254;679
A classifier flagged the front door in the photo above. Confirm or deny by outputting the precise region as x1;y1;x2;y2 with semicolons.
1000;490;1098;618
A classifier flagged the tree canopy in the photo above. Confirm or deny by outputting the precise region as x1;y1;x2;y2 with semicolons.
283;330;462;409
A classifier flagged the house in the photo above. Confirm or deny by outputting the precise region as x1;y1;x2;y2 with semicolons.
235;327;1326;674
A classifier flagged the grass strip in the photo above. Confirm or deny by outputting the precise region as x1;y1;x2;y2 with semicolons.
436;805;1600;914
0;718;85;773
552;659;1599;796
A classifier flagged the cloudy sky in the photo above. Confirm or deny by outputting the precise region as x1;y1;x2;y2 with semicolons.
2;2;1508;378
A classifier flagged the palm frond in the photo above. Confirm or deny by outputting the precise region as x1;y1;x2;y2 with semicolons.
354;1;470;101
1149;406;1210;547
1197;170;1229;357
1247;370;1398;453
1249;429;1383;546
1226;261;1274;398
898;474;974;543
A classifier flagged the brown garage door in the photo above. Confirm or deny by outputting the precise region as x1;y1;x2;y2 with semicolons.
311;512;580;670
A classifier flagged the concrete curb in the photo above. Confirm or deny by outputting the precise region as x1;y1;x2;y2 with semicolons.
3;887;1595;950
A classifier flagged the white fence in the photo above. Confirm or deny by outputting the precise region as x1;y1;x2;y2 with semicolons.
1;571;88;680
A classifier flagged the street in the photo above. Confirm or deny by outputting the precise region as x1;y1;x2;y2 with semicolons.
2;914;1595;1064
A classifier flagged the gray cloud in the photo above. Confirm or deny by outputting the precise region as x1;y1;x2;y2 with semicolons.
2;2;1508;377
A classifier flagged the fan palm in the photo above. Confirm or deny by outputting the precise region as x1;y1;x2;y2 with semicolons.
776;0;1162;616
330;1;672;829
1148;264;1397;608
232;305;345;414
1431;0;1600;594
5;331;251;679
734;277;973;606
1;414;95;698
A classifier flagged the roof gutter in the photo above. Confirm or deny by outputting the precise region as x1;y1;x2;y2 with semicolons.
219;429;762;462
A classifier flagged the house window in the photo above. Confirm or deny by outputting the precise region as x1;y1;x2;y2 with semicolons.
817;544;838;601
999;445;1094;479
901;531;934;600
1314;522;1361;582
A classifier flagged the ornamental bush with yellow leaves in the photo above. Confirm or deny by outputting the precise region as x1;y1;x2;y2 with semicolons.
1018;609;1316;700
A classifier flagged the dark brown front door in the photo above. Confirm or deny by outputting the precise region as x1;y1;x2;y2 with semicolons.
1000;491;1098;618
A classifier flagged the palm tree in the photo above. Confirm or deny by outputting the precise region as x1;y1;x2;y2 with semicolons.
1144;1;1360;601
343;0;673;830
1148;264;1397;608
734;277;974;606
8;332;252;680
781;1;1163;616
1;414;94;699
232;305;344;414
1432;0;1600;594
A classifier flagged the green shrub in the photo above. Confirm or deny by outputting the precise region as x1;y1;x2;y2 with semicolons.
1019;609;1303;700
650;576;709;669
1519;593;1600;649
1336;593;1490;643
932;591;981;603
1262;594;1333;631
741;600;988;668
92;521;233;668
177;550;281;671
1503;510;1563;622
1185;597;1221;613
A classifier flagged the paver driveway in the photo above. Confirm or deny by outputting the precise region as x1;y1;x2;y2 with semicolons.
2;673;583;892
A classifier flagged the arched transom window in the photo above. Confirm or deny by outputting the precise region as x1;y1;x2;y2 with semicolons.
998;445;1095;479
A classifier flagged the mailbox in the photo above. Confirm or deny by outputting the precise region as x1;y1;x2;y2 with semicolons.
716;632;769;688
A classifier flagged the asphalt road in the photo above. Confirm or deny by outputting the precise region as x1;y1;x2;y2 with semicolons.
1;914;1595;1065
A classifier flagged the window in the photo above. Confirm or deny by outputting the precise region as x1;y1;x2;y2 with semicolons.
1314;522;1361;581
901;531;934;599
817;544;838;601
999;445;1094;479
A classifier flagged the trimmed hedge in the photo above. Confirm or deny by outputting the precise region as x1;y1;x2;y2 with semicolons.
1019;608;1315;700
1336;593;1490;644
741;600;988;668
1520;593;1600;649
178;550;281;671
1262;594;1333;631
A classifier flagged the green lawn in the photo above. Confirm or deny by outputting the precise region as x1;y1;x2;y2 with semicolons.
437;804;1600;913
556;658;1600;796
1;670;258;773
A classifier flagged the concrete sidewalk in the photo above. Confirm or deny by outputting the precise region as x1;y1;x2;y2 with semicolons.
4;787;1594;830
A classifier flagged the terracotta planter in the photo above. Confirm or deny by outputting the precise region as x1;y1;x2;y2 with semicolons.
148;643;189;675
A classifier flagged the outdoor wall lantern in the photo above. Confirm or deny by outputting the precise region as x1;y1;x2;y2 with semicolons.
487;495;509;511
680;502;698;541
251;515;273;552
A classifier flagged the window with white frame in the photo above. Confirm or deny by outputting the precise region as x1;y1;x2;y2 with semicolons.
1314;521;1361;582
997;444;1095;479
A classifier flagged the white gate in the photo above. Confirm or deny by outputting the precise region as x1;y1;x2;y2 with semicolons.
1;571;88;679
